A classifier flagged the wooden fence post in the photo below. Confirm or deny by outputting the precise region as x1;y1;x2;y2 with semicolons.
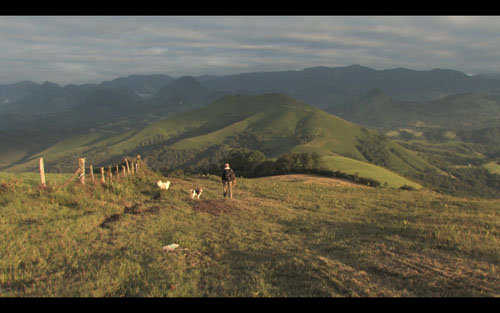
136;155;141;172
100;167;105;183
39;158;46;187
90;165;95;181
125;158;131;174
78;158;85;184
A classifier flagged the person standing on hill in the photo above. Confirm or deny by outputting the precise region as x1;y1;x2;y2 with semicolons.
221;163;236;199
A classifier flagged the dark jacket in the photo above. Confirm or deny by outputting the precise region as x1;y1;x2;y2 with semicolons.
222;168;236;182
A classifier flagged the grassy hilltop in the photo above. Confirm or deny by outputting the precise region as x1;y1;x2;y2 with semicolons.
1;170;499;297
8;94;432;189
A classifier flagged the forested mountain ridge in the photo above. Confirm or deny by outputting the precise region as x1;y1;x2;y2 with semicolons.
1;65;500;198
7;94;433;184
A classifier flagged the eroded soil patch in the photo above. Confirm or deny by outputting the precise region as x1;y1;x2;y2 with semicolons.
193;199;240;215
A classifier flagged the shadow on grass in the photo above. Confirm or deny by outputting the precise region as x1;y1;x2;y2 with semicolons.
193;211;500;297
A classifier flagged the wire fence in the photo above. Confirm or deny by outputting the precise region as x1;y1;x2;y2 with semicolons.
39;155;142;188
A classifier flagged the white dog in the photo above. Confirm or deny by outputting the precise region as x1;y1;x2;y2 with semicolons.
157;180;171;190
190;188;203;199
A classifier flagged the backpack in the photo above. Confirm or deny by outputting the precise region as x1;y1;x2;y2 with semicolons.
223;169;235;181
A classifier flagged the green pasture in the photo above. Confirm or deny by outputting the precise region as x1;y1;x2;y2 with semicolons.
1;168;498;297
321;155;422;189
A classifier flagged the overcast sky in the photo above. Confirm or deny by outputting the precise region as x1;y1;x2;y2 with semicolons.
2;15;500;85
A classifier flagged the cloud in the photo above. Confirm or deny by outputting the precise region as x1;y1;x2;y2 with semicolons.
1;16;500;85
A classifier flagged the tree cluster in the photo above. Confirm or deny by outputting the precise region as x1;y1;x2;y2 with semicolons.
201;148;381;187
356;133;391;168
417;167;500;199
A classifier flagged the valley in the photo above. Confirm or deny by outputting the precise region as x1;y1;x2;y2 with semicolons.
1;64;500;198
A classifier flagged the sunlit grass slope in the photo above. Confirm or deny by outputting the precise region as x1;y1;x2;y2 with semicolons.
483;161;500;175
321;155;422;189
1;171;498;297
7;94;435;188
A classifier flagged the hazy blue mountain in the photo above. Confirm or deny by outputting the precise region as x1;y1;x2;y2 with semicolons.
36;87;148;130
0;81;40;110
150;76;222;114
0;74;174;116
201;65;500;111
477;72;500;81
4;64;500;123
0;81;83;115
98;74;175;99
0;78;175;131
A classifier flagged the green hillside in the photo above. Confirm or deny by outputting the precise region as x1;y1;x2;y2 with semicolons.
0;134;29;168
321;155;422;189
336;89;419;128
1;171;499;296
339;90;500;131
8;94;434;187
0;129;76;170
483;161;500;175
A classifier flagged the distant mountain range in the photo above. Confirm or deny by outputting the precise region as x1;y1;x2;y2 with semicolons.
200;65;500;106
2;64;500;173
3;64;500;121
